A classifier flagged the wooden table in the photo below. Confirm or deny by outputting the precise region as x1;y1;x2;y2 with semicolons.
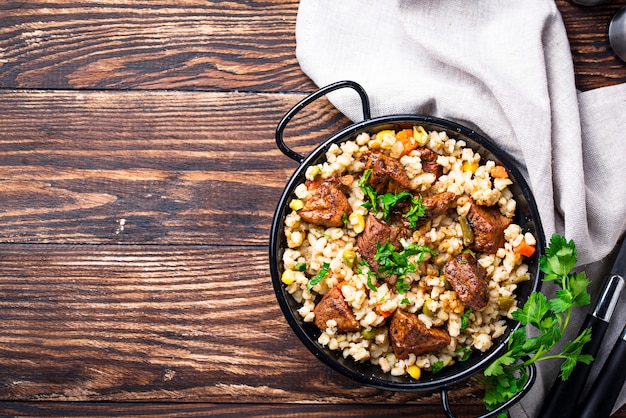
1;1;624;417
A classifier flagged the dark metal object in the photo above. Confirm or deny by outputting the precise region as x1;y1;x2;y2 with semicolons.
577;324;626;418
609;6;626;63
269;80;545;418
538;240;626;418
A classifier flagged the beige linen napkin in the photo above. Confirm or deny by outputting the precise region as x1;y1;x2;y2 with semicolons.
295;0;626;416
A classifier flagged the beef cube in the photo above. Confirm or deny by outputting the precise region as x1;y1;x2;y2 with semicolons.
356;214;407;285
389;309;451;359
415;192;456;226
467;199;511;254
365;152;412;194
298;178;352;227
314;286;360;332
443;252;489;310
417;146;443;178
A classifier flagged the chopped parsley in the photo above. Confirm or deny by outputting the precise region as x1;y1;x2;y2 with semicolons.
373;239;436;294
358;169;427;227
431;360;445;374
307;262;330;291
460;308;473;332
357;259;378;292
456;347;473;362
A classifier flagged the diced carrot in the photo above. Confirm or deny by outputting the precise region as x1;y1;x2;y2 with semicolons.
491;165;509;179
376;304;393;318
515;239;536;257
395;129;417;156
305;179;320;190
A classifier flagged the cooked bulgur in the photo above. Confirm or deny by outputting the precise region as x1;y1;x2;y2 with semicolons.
281;126;534;378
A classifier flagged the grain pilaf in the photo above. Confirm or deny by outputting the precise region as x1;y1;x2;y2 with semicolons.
281;126;536;378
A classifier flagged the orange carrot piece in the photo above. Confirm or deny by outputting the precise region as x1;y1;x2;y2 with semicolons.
395;129;417;156
491;165;509;179
516;239;536;257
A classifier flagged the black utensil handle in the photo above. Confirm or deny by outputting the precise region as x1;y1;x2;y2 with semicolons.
577;325;626;418
440;363;536;418
537;314;609;418
274;80;372;163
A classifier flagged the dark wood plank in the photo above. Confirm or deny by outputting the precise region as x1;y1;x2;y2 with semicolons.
556;0;626;89
0;401;493;418
0;90;351;245
0;244;484;408
0;0;317;92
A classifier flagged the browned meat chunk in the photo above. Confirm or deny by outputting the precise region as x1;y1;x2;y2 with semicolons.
443;253;489;310
467;199;511;254
389;191;455;229
365;152;412;194
414;191;456;226
313;286;360;332
298;178;352;227
417;146;443;178
356;214;407;284
389;309;451;359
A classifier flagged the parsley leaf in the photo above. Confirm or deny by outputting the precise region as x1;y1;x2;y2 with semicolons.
358;169;378;211
357;170;427;227
404;195;427;228
460;308;473;332
307;262;330;291
380;191;413;220
456;346;473;362
431;360;445;374
481;234;593;411
373;240;436;294
358;259;378;291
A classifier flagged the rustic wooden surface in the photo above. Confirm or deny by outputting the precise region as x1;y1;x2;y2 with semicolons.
0;1;624;417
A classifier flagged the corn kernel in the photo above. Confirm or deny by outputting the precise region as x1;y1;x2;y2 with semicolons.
413;125;428;145
407;365;421;380
349;212;365;234
281;270;296;285
375;129;395;141
462;161;479;173
289;199;304;211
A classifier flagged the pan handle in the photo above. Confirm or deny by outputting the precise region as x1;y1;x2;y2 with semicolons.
440;362;536;418
275;80;372;163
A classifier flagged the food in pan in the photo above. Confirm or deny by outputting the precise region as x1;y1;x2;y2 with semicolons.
280;126;536;378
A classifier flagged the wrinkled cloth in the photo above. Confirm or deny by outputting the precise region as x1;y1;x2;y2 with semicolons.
295;1;626;416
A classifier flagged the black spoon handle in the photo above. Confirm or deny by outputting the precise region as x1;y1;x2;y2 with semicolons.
577;324;626;418
537;314;609;418
538;274;625;418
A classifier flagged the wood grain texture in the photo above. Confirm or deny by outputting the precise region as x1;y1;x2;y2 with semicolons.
0;0;623;92
0;244;483;409
0;0;317;92
557;0;626;88
0;89;350;245
0;401;493;418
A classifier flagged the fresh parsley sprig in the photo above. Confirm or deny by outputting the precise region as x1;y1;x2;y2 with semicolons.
481;234;593;412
